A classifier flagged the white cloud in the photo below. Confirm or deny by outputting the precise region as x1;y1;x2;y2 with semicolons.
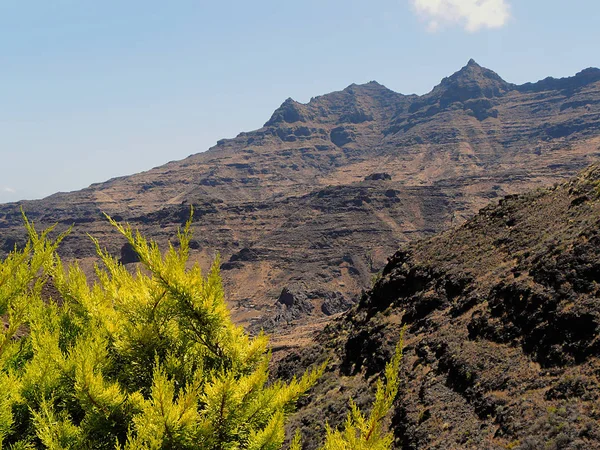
411;0;510;32
2;187;16;193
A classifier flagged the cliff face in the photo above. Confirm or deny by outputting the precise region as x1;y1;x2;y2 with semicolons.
277;163;600;449
1;61;600;330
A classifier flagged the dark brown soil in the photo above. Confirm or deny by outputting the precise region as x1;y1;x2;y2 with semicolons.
278;164;600;449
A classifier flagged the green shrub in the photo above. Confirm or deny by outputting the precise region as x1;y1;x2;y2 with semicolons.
0;213;402;449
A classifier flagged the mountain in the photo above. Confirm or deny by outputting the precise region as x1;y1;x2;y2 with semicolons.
276;162;600;449
1;60;600;331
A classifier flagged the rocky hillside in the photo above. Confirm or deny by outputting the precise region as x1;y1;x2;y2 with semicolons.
1;60;600;330
277;163;600;449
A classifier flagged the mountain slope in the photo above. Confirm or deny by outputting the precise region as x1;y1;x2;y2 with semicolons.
1;60;600;329
277;162;600;449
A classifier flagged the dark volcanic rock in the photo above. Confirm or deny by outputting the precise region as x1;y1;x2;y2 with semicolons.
277;287;303;308
230;247;259;262
1;236;26;253
265;98;309;126
518;67;600;94
330;126;354;147
119;243;140;265
320;292;353;315
365;172;392;181
280;163;600;449
271;286;315;324
433;59;513;105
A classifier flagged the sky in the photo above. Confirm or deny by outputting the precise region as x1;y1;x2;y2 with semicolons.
1;0;599;202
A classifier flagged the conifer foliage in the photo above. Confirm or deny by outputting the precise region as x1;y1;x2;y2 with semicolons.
292;332;404;450
0;213;402;449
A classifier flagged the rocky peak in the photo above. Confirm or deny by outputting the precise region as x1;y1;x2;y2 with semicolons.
518;66;600;93
264;82;399;128
306;80;400;106
342;80;394;96
576;67;600;81
264;97;309;127
430;59;513;106
310;81;406;125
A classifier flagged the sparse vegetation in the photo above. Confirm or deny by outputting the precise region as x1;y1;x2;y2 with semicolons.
370;271;383;287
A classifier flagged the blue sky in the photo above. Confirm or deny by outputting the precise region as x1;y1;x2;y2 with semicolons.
1;0;599;202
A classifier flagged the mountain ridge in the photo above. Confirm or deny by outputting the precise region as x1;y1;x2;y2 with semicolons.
7;59;599;203
1;60;600;331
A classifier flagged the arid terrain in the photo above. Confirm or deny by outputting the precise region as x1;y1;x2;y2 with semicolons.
278;163;600;449
1;60;600;333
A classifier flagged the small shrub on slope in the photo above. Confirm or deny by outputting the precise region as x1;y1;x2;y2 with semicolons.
291;332;404;450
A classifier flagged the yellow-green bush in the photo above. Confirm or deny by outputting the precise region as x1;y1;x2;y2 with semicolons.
0;213;401;449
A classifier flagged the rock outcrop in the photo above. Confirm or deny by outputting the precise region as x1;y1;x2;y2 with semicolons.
277;163;600;449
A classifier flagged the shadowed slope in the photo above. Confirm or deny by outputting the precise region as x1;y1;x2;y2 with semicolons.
277;162;600;449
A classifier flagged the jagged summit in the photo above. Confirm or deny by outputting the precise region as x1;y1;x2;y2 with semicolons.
342;80;390;92
446;58;509;85
306;80;401;105
430;59;514;104
518;66;600;93
264;80;403;127
262;61;600;131
264;97;309;126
